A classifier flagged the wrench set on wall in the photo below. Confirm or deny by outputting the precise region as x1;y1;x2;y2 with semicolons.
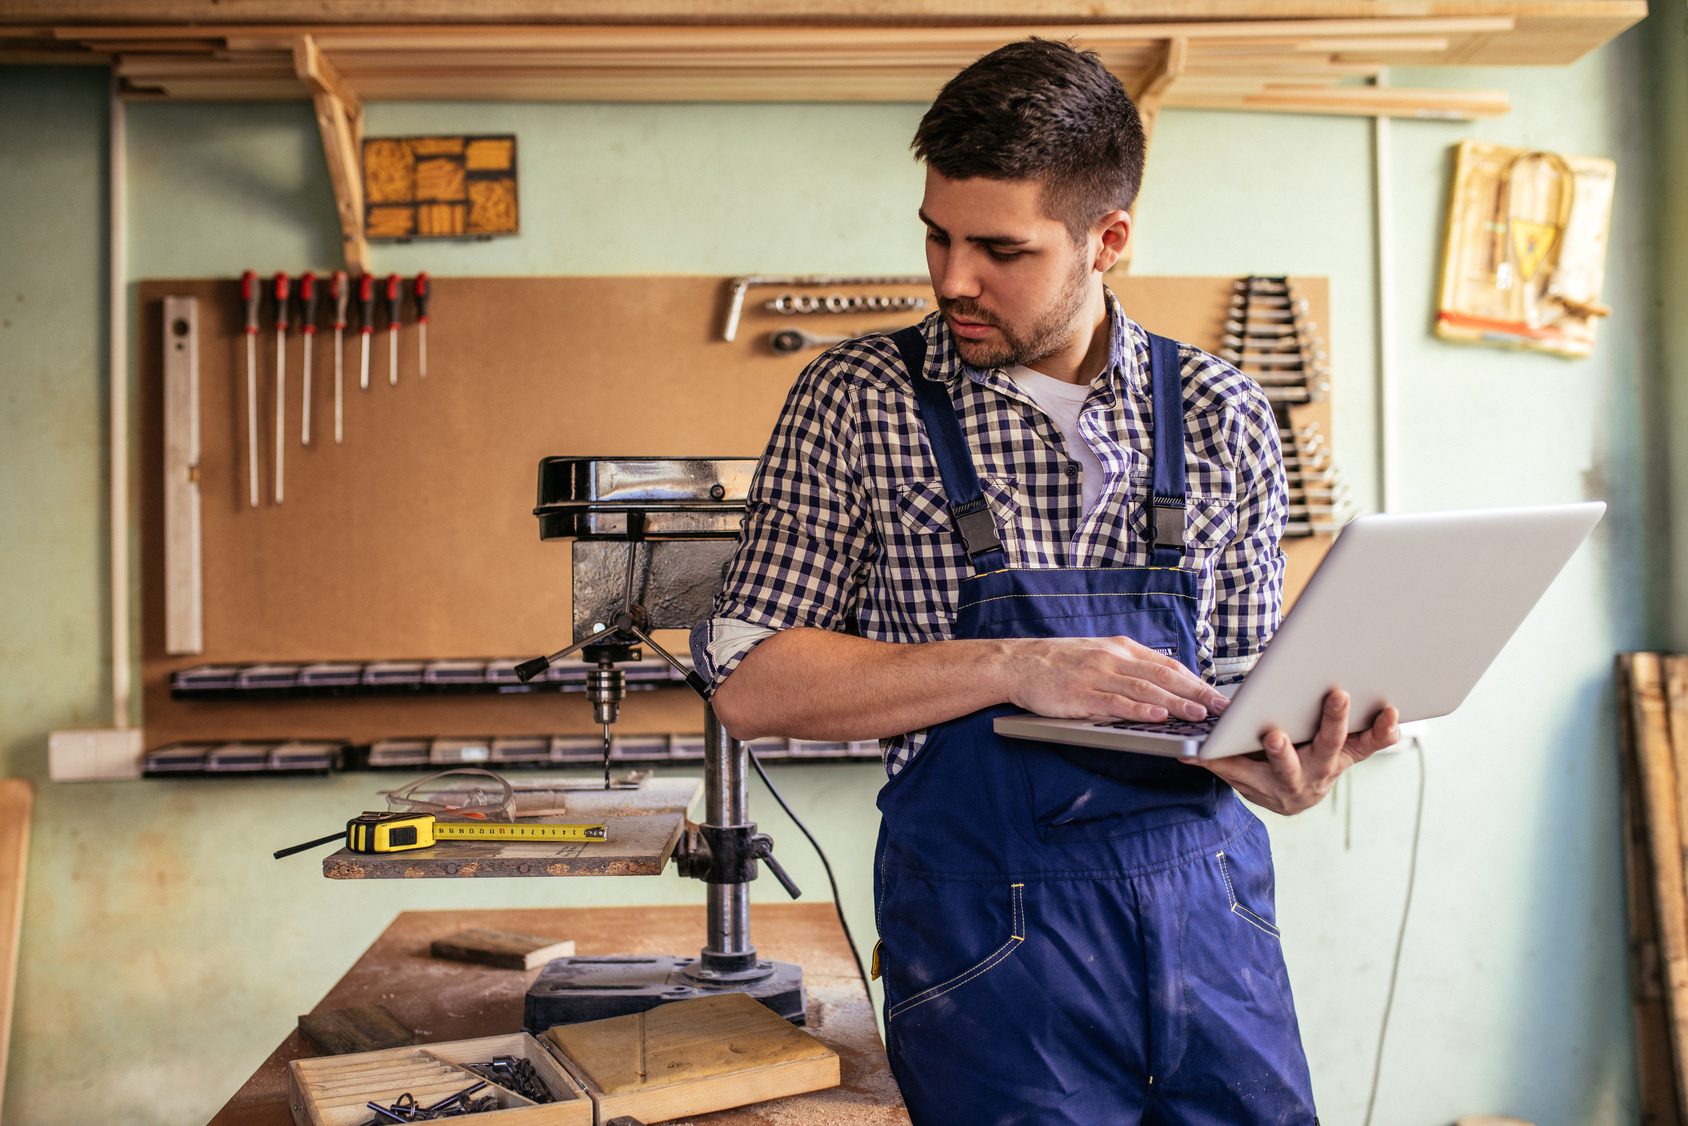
763;291;929;353
717;274;930;353
235;268;433;506
1225;276;1354;539
716;272;1352;539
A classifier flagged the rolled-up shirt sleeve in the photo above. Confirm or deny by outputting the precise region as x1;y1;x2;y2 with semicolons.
690;354;877;694
1208;383;1288;685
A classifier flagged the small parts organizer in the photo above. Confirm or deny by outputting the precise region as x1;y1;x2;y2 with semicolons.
289;1033;590;1125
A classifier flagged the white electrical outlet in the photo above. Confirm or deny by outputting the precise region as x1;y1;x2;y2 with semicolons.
48;728;143;782
1396;719;1433;755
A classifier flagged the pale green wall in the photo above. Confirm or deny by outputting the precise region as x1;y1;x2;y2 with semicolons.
0;17;1668;1121
1662;2;1688;653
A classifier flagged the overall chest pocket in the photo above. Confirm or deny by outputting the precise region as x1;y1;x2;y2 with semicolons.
1014;740;1222;844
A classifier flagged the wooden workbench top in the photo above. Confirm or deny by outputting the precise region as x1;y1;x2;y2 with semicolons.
210;902;906;1125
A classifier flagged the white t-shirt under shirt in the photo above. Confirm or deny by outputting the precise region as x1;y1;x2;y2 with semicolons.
1007;364;1107;516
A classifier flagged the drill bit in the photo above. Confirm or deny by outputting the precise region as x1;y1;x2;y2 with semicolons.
602;723;611;790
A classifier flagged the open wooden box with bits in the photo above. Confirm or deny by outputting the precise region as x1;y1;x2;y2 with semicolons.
289;1032;592;1125
289;993;842;1126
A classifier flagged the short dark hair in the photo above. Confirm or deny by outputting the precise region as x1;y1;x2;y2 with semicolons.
911;38;1146;241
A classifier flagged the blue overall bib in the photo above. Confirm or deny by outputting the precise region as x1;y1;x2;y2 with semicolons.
873;326;1316;1125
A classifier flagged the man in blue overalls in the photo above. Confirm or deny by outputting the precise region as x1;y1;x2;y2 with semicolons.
692;38;1400;1124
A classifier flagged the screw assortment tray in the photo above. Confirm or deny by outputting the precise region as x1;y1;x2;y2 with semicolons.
289;1033;592;1126
291;997;843;1126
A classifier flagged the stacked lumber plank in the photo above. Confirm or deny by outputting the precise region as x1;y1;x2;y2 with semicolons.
1618;653;1688;1124
0;6;1650;116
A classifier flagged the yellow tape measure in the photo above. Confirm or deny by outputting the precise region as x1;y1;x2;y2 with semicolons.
345;810;606;854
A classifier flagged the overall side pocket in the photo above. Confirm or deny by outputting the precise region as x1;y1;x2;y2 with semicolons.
1217;847;1282;939
883;881;1028;1021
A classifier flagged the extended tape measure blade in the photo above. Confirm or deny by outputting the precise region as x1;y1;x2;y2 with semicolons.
431;820;607;843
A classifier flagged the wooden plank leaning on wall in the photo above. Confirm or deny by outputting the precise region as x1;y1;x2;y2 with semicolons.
0;779;33;1124
1618;652;1688;1124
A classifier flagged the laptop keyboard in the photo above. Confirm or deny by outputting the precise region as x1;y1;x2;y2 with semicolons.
1101;715;1221;736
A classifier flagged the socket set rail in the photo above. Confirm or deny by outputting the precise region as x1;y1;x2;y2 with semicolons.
142;732;882;777
169;655;693;700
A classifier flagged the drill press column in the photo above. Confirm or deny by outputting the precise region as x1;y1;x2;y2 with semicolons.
521;457;807;1026
699;707;754;973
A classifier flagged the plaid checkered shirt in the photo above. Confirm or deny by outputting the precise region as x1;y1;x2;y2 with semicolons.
690;289;1288;776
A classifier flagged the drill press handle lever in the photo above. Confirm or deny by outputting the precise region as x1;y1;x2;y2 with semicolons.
515;611;709;698
752;834;804;900
675;824;803;899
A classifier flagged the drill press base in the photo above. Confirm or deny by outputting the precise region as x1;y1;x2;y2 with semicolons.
523;954;807;1029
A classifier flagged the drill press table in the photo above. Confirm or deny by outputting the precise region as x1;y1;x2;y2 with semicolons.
210;902;907;1125
320;776;697;879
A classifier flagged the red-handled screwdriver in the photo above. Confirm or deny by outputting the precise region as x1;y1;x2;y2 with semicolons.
383;273;401;386
329;270;348;444
357;273;375;392
298;271;319;447
414;272;430;379
272;271;290;504
240;270;261;508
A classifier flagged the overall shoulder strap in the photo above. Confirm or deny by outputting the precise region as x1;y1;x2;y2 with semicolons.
1145;332;1189;566
889;326;1007;574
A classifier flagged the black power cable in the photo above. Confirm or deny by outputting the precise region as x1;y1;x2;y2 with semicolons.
746;746;874;1000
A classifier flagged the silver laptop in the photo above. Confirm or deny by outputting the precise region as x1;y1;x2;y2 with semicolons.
993;502;1605;760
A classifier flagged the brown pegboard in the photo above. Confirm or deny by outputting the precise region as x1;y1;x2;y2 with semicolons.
136;275;1333;749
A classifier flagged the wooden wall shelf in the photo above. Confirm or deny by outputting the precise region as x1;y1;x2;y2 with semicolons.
0;7;1643;113
0;3;1643;271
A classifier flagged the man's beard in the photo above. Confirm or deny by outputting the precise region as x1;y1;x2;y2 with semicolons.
940;254;1094;370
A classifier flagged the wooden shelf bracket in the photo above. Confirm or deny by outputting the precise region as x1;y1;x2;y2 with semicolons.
293;34;369;275
1120;37;1187;273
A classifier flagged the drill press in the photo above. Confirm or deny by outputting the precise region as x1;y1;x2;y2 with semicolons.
516;456;808;1028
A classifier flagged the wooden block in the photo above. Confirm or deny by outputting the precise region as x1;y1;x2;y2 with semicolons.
432;927;577;970
543;992;840;1123
365;205;414;238
297;1004;416;1056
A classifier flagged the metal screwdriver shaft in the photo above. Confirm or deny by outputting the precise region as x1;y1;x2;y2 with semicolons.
271;271;290;505
384;273;401;386
357;273;374;392
298;271;319;447
329;270;348;444
414;272;430;378
239;269;260;508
